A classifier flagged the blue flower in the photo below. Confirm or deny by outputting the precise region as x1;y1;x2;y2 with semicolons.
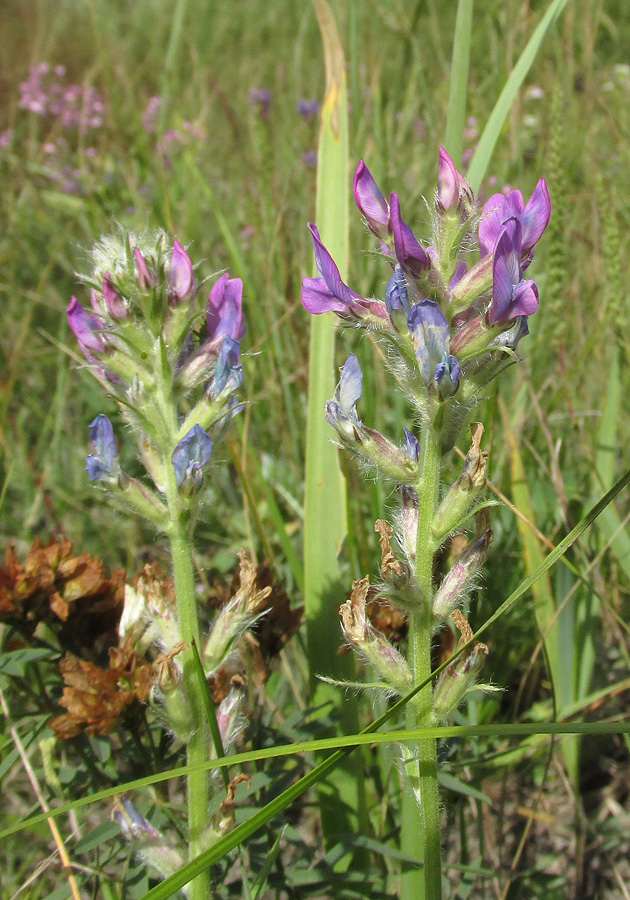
407;300;460;399
171;424;213;489
209;336;242;398
325;353;363;434
85;414;118;481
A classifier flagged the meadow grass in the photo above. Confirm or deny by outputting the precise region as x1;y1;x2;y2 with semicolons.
1;0;630;897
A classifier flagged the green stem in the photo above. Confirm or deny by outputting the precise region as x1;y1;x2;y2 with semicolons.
156;346;210;900
401;423;442;900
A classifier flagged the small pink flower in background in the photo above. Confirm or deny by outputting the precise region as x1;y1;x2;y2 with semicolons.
0;129;13;148
18;63;105;132
141;96;162;133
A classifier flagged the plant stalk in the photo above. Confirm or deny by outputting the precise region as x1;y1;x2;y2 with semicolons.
401;423;442;900
157;349;210;900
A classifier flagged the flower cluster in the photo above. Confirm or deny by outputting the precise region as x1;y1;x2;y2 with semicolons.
302;148;550;717
67;232;244;503
302;148;549;464
19;63;105;131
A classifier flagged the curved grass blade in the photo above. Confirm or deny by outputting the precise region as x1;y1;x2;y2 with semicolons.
466;0;571;191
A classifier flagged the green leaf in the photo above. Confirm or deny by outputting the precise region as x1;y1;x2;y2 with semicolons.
444;0;474;167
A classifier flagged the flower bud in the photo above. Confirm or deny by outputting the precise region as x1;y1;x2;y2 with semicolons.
171;424;213;492
203;552;271;673
432;508;493;619
102;272;127;319
340;577;412;695
432;422;487;543
85;414;119;482
169;240;194;304
433;639;488;719
113;796;184;880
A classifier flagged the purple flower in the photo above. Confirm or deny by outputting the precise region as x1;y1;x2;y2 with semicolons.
134;248;155;290
407;300;459;396
209;336;242;398
487;219;539;326
385;265;410;315
479;179;550;262
325;354;363;432
171;424;213;489
249;88;271;118
437;146;472;213
169;240;194;304
301;224;364;315
390;193;430;278
352;159;389;241
102;273;127;319
297;98;319;118
402;427;420;462
67;297;106;361
85;414;118;481
206;273;246;341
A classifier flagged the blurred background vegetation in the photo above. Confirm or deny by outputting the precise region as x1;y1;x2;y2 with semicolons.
2;0;630;897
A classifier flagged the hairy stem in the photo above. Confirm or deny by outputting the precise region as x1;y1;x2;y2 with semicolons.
157;348;210;900
401;423;442;900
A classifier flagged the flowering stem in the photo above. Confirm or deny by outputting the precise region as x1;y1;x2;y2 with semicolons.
158;362;210;900
401;422;442;900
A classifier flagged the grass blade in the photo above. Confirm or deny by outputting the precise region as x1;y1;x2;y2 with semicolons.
466;0;571;191
444;0;474;166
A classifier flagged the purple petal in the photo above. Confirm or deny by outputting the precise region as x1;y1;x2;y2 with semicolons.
134;248;155;290
489;252;514;326
389;193;430;277
339;353;363;417
519;179;550;253
210;335;242;397
510;279;539;318
85;414;118;481
478;190;524;258
308;223;357;305
206;273;246;340
407;300;449;385
402;427;420;462
67;297;106;358
301;276;349;314
449;260;468;290
352;159;389;238
170;240;194;303
102;273;127;319
437;146;458;211
171;423;213;487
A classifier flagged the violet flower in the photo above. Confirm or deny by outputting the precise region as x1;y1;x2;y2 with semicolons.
390;193;430;278
436;146;472;214
85;414;118;481
487;219;539;326
352;159;390;241
169;241;194;304
301;224;388;322
407;300;460;397
206;273;246;341
209;336;242;398
479;179;550;263
171;424;213;489
67;297;106;361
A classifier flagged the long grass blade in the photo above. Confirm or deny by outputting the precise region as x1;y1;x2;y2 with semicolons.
466;0;571;191
444;0;474;166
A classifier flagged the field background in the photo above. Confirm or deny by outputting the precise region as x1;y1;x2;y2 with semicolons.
2;0;630;897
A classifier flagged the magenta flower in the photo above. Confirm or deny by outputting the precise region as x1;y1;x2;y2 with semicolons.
102;273;127;319
487;219;539;326
206;273;246;341
479;179;550;262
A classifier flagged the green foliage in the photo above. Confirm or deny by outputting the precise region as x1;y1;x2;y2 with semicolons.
2;0;630;897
